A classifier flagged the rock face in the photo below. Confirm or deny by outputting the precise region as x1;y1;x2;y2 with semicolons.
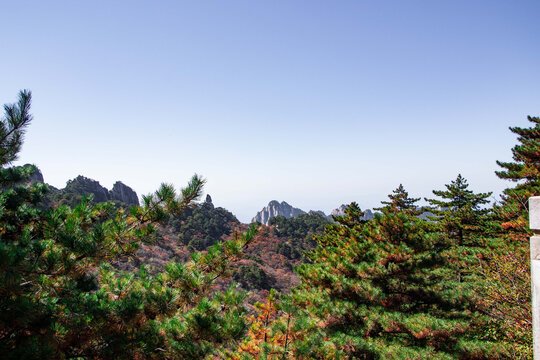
65;176;110;202
252;200;306;225
109;181;139;205
330;204;375;221
330;204;348;217
63;176;139;206
308;210;327;218
361;209;374;221
202;194;214;210
27;165;44;183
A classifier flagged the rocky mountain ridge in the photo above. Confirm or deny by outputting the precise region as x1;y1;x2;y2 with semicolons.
330;204;375;221
253;200;375;225
26;165;139;207
62;175;139;205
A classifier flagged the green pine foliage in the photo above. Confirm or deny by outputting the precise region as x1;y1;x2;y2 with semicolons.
495;116;540;240
170;200;238;251
269;212;331;260
0;91;258;359
0;89;32;163
269;213;330;240
424;175;494;287
292;193;507;359
426;174;493;245
233;262;274;290
477;116;540;358
375;183;422;215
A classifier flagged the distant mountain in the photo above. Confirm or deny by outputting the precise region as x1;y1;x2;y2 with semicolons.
48;175;139;207
252;200;306;225
253;200;376;225
330;204;375;221
308;210;327;218
23;165;139;208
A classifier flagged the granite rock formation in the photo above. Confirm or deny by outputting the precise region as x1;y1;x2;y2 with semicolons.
47;174;139;207
25;164;44;183
109;181;139;205
65;176;110;202
252;200;306;225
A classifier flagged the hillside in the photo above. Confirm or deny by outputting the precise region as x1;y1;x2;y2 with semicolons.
117;201;330;303
26;166;360;302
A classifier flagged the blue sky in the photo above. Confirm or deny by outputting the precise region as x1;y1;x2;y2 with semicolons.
1;1;539;222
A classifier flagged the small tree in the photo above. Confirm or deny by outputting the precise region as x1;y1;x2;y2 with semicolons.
224;290;305;360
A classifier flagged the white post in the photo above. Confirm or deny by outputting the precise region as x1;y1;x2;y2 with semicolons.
529;197;540;359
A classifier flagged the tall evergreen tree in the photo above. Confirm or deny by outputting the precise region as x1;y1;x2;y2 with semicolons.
495;116;540;241
424;174;493;296
478;116;540;358
425;174;492;246
0;91;257;359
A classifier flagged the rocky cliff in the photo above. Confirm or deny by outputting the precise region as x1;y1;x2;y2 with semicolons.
63;176;139;206
252;200;306;225
65;176;110;202
308;210;327;218
45;174;139;207
109;181;139;205
25;164;44;183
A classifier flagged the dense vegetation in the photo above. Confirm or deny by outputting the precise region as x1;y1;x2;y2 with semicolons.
269;213;330;240
0;91;536;359
291;189;503;358
233;263;274;291
0;91;257;359
170;197;238;251
225;120;538;358
269;213;330;260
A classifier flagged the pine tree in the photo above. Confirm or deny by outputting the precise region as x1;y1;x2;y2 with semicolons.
478;116;540;358
495;116;540;241
423;175;494;312
374;184;422;215
0;91;258;359
292;198;506;359
425;174;492;246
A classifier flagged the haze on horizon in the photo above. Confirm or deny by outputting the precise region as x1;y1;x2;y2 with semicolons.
1;0;539;222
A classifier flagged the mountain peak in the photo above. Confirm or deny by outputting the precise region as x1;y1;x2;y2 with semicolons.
252;200;306;225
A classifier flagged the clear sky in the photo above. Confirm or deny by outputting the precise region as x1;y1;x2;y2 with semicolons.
1;1;539;222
